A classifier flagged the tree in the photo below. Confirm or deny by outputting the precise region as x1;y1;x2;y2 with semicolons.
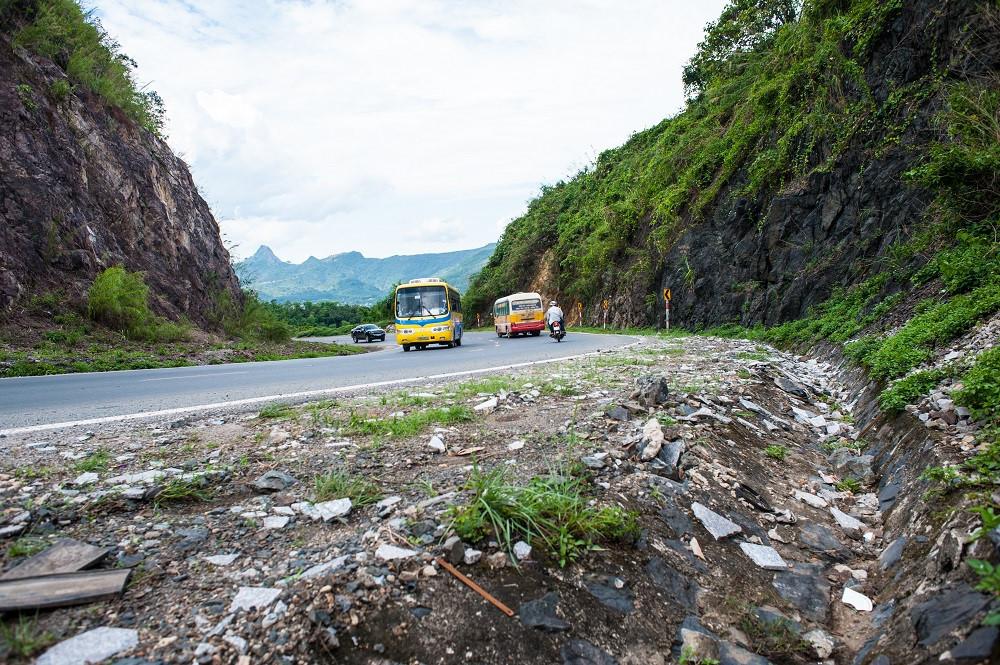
682;0;801;98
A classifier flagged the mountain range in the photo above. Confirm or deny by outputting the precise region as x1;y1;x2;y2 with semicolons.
237;243;497;304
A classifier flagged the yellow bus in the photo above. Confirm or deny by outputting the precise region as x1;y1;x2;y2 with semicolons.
493;292;545;338
394;278;463;352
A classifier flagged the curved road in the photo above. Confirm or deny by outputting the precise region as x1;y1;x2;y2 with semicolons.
0;331;633;433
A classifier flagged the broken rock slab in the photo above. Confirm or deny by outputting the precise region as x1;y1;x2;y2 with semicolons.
230;587;281;612
36;626;139;665
639;418;665;461
773;563;830;622
376;544;420;561
842;587;874;612
253;470;296;492
794;490;828;509
830;506;864;539
691;502;743;540
739;542;788;570
519;591;569;632
315;498;352;521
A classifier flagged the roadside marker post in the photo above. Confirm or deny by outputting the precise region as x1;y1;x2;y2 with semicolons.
601;298;609;329
576;302;583;326
663;288;672;331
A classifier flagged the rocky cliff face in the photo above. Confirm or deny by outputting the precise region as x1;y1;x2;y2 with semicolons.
0;31;240;325
467;0;999;329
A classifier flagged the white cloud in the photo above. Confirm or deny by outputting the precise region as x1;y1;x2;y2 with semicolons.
93;0;728;262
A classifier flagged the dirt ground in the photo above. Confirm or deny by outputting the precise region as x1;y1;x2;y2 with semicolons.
0;334;893;664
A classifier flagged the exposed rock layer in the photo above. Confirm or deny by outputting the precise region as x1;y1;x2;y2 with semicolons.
0;34;240;323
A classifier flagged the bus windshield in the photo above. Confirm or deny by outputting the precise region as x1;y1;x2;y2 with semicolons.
512;298;541;311
397;286;448;318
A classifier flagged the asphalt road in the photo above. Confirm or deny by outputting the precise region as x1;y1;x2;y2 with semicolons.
0;331;632;432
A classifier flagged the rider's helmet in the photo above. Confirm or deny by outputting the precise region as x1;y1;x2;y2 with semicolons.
550;300;557;306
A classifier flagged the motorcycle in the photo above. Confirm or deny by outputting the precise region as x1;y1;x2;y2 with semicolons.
550;319;566;342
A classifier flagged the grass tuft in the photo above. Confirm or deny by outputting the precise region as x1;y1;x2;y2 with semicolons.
153;477;214;506
763;445;787;460
258;403;295;420
314;470;382;506
449;465;638;567
345;406;474;438
5;536;47;559
73;448;111;473
0;615;55;659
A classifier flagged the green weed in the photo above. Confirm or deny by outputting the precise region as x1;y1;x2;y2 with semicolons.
835;477;861;493
313;470;382;506
764;445;787;461
738;611;810;660
0;615;55;659
258;403;295;420
344;406;474;438
153;477;214;506
5;536;47;559
73;448;111;473
449;465;638;567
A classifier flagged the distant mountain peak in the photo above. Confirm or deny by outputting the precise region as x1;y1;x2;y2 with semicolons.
252;245;282;262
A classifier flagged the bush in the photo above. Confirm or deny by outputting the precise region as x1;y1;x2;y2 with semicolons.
86;267;188;342
879;369;947;412
87;266;152;334
954;347;1000;422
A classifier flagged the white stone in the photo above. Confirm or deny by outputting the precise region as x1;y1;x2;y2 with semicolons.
230;586;281;612
427;435;446;453
376;543;420;561
73;472;98;486
513;541;532;560
474;397;498;412
464;548;483;565
691;502;742;540
291;502;322;520
803;629;835;658
273;506;295;516
315;498;352;521
376;496;402;509
809;415;828;428
640;418;665;460
262;516;290;530
205;554;240;566
830;506;864;538
841;587;873;611
300;556;348;580
105;469;167;485
224;635;248;653
739;542;788;570
508;440;525;451
794;490;828;509
36;627;138;665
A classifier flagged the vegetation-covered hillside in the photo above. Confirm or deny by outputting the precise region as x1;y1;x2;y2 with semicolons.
466;0;998;336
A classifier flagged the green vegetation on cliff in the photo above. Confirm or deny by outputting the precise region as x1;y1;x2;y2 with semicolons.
4;0;166;133
466;0;926;315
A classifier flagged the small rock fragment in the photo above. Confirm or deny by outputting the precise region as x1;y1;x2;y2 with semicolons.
842;587;873;612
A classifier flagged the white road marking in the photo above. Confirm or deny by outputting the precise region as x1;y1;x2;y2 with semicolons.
140;371;249;382
0;339;640;436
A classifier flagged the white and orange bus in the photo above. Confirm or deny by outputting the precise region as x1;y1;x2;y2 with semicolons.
493;292;545;337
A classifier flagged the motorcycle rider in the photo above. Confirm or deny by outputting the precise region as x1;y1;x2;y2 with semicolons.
545;300;564;336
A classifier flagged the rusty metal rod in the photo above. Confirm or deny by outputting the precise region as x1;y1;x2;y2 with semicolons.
435;557;515;617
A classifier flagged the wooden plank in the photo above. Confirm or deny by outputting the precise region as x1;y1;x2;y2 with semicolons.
0;569;131;612
1;538;109;581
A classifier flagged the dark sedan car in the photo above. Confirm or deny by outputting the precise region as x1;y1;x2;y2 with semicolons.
351;324;386;343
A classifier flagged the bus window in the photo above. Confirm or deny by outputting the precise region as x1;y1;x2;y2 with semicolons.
449;289;461;313
397;286;448;318
512;298;541;311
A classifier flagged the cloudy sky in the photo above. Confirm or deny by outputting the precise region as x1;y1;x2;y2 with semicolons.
94;0;727;262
